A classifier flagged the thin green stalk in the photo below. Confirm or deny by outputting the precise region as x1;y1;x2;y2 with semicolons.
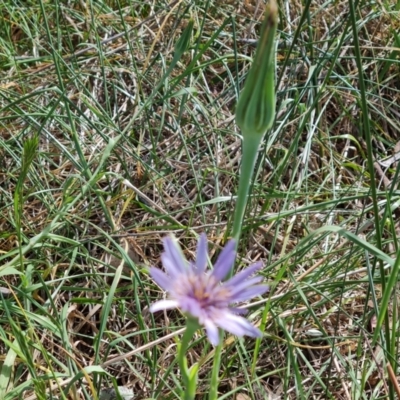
231;136;263;245
347;3;392;397
347;2;383;266
233;0;278;255
13;135;39;273
178;319;199;400
208;331;223;400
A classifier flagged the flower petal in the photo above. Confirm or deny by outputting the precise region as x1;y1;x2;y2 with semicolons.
162;236;188;274
225;276;264;295
216;313;262;338
180;297;204;320
225;261;264;287
204;319;220;346
149;267;172;291
195;233;208;274
161;253;183;278
230;284;269;302
212;239;236;281
150;299;179;313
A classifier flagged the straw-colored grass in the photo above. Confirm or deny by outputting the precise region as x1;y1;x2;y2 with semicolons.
1;0;400;399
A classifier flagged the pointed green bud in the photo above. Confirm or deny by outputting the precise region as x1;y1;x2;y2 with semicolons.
236;0;278;137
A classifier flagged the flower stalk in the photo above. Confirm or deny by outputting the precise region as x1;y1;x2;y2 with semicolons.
178;318;200;400
231;135;263;244
209;331;223;400
232;0;278;252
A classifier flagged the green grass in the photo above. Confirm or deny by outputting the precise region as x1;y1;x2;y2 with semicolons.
1;0;400;399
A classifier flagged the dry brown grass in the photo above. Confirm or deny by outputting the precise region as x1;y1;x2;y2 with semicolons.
1;0;400;399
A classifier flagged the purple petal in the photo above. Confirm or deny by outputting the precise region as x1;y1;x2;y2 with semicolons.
162;236;188;274
216;313;262;338
225;261;264;287
161;253;183;278
149;267;172;291
225;276;264;294
195;233;208;274
204;319;220;346
212;239;236;281
180;297;204;320
150;299;179;313
230;284;269;302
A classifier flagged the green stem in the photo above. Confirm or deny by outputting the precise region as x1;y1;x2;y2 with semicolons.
231;136;263;252
178;319;199;400
208;331;223;400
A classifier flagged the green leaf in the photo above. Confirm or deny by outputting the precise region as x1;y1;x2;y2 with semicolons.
0;267;22;277
0;342;18;397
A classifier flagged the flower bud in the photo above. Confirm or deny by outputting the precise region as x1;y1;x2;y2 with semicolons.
236;0;278;137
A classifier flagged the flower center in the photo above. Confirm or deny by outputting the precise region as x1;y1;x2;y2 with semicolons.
177;273;231;309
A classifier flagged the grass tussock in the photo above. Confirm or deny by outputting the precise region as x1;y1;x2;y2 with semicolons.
1;0;400;399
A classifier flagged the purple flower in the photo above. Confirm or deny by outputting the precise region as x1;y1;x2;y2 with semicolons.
149;234;268;345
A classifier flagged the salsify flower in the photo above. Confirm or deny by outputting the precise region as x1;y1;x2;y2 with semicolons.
149;233;268;345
